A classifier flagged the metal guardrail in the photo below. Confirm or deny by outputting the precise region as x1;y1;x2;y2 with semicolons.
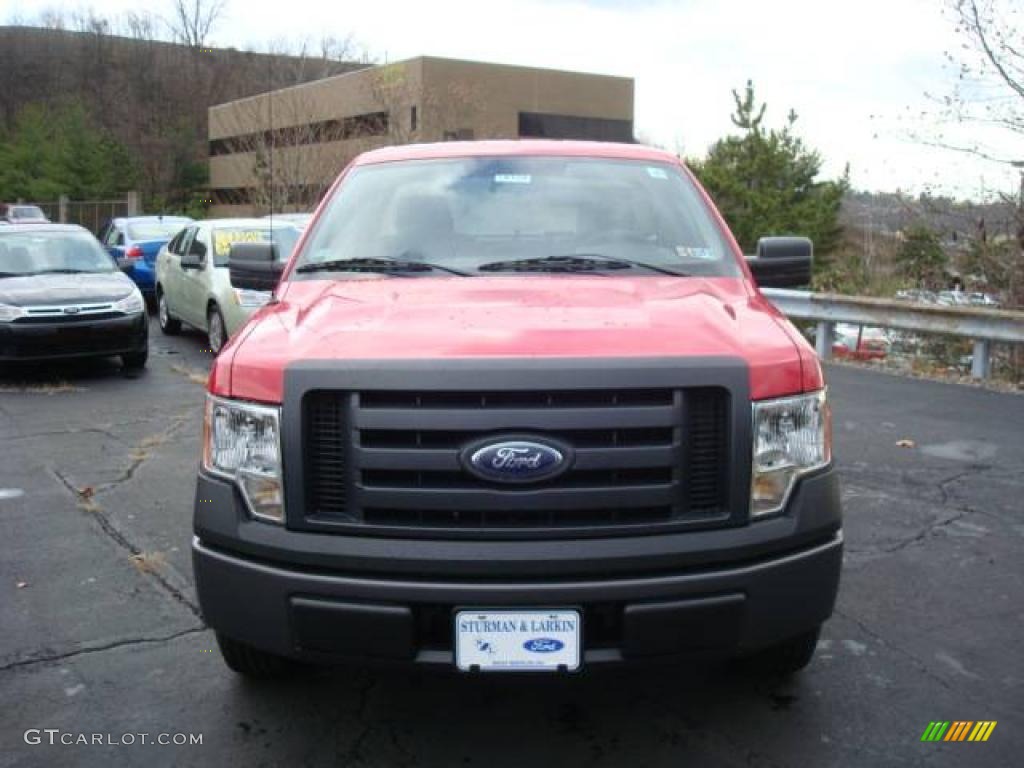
762;288;1024;379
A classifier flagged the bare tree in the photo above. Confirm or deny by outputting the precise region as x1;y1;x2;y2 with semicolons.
907;0;1024;310
365;62;490;147
917;1;1023;165
217;88;350;213
167;0;226;49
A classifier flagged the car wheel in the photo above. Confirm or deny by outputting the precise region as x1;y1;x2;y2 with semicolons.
121;348;148;370
215;633;294;679
157;291;181;335
208;306;227;353
736;627;821;676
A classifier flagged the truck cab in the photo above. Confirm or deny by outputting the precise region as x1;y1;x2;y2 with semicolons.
194;141;840;678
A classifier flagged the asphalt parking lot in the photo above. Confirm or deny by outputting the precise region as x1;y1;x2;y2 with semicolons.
1;314;1021;768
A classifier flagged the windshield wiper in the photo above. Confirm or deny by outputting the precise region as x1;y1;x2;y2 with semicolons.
30;268;102;275
295;257;469;277
478;254;688;277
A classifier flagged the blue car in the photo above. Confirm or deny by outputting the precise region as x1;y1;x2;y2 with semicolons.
99;216;193;297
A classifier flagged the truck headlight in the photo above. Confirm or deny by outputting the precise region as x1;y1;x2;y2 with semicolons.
202;395;284;523
0;302;26;322
113;290;145;315
751;390;830;518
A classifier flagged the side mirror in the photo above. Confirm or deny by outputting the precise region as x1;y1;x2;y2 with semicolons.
116;257;134;273
745;237;813;288
180;252;201;269
229;242;283;291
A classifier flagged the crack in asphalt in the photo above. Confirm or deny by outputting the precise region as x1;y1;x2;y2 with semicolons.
49;413;202;620
334;674;380;768
3;426;128;444
53;465;202;619
845;465;1001;556
95;414;191;491
847;510;972;555
0;626;207;673
832;608;952;693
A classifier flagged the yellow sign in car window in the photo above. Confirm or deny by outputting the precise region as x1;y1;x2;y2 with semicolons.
212;229;269;258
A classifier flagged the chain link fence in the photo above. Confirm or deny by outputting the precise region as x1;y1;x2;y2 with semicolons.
14;192;139;235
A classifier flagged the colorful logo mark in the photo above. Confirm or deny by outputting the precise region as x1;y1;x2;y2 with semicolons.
921;721;997;742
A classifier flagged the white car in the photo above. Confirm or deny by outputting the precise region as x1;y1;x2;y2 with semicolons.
154;218;300;353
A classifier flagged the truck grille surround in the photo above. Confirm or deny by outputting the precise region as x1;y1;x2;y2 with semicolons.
283;359;752;539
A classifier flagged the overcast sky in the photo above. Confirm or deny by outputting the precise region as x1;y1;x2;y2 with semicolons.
6;0;1022;199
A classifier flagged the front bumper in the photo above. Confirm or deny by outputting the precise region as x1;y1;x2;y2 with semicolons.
193;468;843;667
0;312;148;362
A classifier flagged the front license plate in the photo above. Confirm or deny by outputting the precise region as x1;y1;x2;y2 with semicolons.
455;609;581;672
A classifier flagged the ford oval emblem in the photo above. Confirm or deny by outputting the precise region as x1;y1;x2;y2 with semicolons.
462;437;573;484
523;638;564;653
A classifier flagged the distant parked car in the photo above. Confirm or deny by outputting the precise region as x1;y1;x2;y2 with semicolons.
155;218;301;352
0;224;148;368
895;288;938;304
98;215;193;299
1;204;50;225
263;212;313;230
830;324;890;361
936;290;971;307
966;292;999;308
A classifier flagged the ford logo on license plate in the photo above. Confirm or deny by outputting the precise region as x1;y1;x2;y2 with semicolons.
523;638;564;653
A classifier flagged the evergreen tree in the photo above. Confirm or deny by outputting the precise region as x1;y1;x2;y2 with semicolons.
690;81;848;268
0;102;137;202
895;225;947;289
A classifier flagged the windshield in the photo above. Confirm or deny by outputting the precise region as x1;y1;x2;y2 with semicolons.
0;231;116;276
9;206;47;221
294;157;739;278
126;219;190;241
211;225;300;267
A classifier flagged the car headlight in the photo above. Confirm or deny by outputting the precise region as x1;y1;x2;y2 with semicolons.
0;303;26;322
113;290;145;315
751;389;831;518
234;288;271;308
202;395;284;523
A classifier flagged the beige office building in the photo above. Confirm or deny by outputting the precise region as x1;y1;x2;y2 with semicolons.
208;56;634;216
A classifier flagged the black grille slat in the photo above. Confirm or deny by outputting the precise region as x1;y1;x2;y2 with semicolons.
303;386;731;533
355;405;676;432
359;389;675;409
360;467;673;490
360;427;673;450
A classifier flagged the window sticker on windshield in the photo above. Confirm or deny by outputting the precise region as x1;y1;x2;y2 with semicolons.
494;174;532;184
646;167;669;180
675;246;716;260
213;229;266;257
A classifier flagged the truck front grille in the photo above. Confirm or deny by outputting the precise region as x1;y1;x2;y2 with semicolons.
303;384;732;536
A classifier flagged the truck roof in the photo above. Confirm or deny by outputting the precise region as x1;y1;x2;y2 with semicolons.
354;140;680;167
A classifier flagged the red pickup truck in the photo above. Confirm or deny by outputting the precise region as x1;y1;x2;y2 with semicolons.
195;140;840;678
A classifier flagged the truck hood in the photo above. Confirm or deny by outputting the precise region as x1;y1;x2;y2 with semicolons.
215;276;821;402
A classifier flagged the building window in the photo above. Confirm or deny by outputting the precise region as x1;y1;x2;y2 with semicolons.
517;111;634;142
410;105;418;132
209;111;390;159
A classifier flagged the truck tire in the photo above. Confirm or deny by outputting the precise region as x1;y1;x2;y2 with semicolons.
215;633;293;679
737;627;821;676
